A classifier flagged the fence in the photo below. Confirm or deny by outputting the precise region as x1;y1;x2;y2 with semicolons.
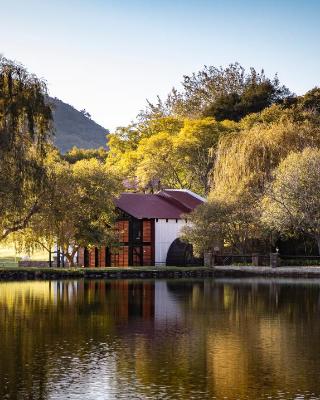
209;254;320;267
280;255;320;266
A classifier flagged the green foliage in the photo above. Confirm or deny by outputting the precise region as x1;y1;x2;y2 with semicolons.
213;110;320;201
181;196;263;256
298;87;320;114
261;148;320;254
0;57;53;241
107;117;229;195
14;157;122;266
63;146;108;163
141;63;292;121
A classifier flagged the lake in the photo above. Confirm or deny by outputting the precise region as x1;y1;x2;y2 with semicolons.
0;278;320;399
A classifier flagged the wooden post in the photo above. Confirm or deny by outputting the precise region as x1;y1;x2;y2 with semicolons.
204;251;214;267
49;249;52;268
57;248;61;268
270;252;280;268
252;253;260;267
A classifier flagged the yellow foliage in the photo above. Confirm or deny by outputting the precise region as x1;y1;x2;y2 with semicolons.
213;116;320;201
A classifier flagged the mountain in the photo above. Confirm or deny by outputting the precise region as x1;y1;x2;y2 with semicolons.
50;97;109;153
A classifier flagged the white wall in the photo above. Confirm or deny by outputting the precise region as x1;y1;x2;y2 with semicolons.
154;219;187;265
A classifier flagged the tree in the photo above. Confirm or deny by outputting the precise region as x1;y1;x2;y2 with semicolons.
173;118;228;195
107;117;184;190
135;131;184;191
80;108;91;119
17;158;122;266
181;196;263;256
212;108;320;201
141;63;292;121
0;56;53;241
298;87;320;114
63;146;108;164
261;148;320;254
108;116;228;195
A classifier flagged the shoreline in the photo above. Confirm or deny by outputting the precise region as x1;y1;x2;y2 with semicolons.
1;265;320;281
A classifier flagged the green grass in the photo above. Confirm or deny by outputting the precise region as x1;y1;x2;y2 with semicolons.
0;245;49;268
0;257;19;268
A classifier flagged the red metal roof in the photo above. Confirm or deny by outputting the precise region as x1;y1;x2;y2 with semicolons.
115;190;204;219
159;189;204;210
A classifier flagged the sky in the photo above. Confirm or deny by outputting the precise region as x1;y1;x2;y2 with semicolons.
1;0;320;131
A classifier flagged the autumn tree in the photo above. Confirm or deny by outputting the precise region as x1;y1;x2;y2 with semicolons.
63;146;108;164
0;57;53;241
108;117;229;195
173;118;230;195
17;158;122;266
261;148;320;254
212;107;320;201
107;117;184;190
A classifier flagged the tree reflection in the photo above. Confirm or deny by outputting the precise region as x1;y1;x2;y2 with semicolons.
0;279;320;399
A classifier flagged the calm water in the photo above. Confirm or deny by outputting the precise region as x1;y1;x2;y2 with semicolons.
1;278;320;399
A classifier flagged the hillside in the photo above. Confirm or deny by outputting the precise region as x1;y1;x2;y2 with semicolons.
50;97;109;153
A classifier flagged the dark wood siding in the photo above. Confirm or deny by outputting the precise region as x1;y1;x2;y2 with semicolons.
77;217;155;267
89;248;98;268
143;245;152;266
78;248;85;266
111;246;129;267
143;220;152;242
98;246;107;267
116;221;129;242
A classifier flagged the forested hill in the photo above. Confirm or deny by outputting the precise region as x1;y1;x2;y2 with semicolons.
50;97;109;153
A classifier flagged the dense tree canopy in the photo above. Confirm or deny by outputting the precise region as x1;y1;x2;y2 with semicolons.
181;196;263;256
3;57;320;261
213;107;320;201
63;146;108;164
15;157;122;266
140;63;292;122
261;148;320;254
0;57;53;241
107;117;230;195
181;93;320;255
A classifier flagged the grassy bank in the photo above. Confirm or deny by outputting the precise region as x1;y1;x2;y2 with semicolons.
1;265;320;281
0;266;215;281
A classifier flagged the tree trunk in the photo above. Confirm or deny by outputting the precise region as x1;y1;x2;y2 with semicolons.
48;249;52;268
65;248;78;268
57;248;61;268
65;253;75;268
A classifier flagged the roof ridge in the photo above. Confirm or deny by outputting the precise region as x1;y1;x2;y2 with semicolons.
156;191;192;213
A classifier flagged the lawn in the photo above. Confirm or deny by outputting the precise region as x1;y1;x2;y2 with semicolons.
0;245;49;267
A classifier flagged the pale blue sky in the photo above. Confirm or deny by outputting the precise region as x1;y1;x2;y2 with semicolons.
1;0;319;131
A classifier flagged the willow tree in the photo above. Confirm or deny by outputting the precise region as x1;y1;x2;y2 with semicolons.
212;108;320;202
0;57;53;240
262;148;320;254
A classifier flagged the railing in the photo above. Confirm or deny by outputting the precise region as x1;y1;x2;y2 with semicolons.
214;254;253;266
280;255;320;266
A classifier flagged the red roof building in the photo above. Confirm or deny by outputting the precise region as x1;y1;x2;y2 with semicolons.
78;189;205;267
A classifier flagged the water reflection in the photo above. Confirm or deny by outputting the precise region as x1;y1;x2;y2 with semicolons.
0;279;320;399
